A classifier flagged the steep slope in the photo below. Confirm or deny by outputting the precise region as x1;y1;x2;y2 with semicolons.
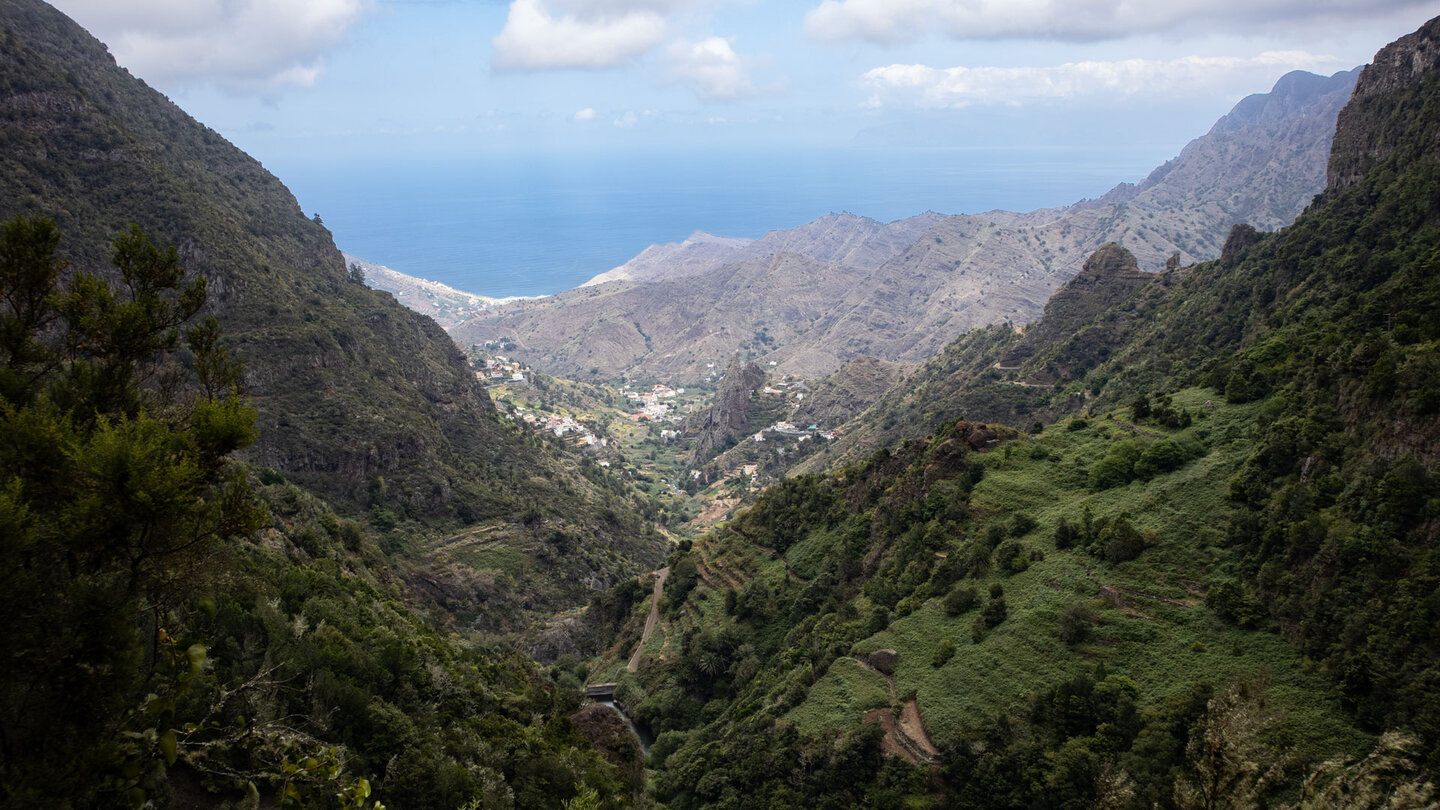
0;0;665;612
345;251;503;330
451;69;1356;382
578;18;1440;808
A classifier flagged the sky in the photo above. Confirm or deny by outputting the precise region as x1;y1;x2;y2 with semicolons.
45;1;1440;168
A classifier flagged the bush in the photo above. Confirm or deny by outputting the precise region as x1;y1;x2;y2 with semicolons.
1100;518;1146;564
995;541;1029;575
943;585;979;616
931;639;957;668
982;596;1008;628
1009;513;1038;537
1090;441;1141;489
1054;517;1079;550
1134;439;1193;480
1059;603;1093;644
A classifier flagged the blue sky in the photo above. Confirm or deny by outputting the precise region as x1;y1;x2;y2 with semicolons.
48;1;1440;167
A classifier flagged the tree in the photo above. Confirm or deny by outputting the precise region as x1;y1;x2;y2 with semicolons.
0;218;262;806
1173;680;1289;810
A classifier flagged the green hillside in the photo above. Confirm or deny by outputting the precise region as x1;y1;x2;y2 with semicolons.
4;0;1440;807
587;16;1440;809
0;0;668;621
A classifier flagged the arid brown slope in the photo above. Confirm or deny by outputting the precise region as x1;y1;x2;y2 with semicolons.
451;69;1356;383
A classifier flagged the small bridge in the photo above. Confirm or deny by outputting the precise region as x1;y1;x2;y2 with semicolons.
584;682;618;700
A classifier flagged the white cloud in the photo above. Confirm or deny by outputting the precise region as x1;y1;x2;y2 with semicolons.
664;37;755;100
613;110;639;126
806;0;1434;43
862;51;1335;108
574;106;599;120
492;0;668;70
52;0;365;93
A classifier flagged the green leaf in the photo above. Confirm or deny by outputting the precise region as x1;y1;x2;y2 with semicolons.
160;728;177;765
185;643;206;677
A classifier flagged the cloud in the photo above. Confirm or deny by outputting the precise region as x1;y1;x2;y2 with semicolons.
52;0;365;93
574;106;599;120
492;0;670;70
664;37;755;100
862;51;1336;108
806;0;1433;43
613;110;639;126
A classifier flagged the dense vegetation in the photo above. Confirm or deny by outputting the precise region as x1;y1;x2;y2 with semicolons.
578;21;1440;808
0;219;642;808
0;0;667;631
4;2;1440;807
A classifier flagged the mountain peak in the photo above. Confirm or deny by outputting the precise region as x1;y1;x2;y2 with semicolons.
1208;68;1360;135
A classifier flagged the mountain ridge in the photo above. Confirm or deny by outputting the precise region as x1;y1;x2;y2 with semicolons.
449;67;1358;383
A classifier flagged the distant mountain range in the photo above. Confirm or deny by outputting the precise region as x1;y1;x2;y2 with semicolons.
444;68;1357;383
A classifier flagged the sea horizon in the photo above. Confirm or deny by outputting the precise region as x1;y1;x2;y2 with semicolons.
272;144;1172;299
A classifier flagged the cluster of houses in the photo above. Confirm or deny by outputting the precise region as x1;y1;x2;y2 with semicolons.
625;384;685;422
507;406;605;448
751;421;838;443
475;355;527;385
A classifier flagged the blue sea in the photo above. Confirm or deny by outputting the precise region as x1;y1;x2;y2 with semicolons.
272;147;1164;299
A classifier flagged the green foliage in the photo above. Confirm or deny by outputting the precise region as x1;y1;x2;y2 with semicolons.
931;638;957;667
0;219;262;806
1090;440;1142;489
943;584;979;616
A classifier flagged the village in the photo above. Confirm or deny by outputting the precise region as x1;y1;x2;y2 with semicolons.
465;347;845;532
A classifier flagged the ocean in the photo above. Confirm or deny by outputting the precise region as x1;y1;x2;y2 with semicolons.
271;146;1164;299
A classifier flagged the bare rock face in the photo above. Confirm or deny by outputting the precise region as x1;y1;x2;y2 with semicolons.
687;359;767;464
1328;15;1440;192
868;649;899;676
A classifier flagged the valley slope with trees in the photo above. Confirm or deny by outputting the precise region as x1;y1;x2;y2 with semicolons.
2;1;1439;808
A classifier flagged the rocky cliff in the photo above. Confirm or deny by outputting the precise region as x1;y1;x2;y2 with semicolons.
1328;15;1440;191
686;359;768;463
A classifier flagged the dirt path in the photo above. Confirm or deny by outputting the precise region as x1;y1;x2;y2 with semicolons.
895;698;940;763
853;657;939;766
627;567;669;673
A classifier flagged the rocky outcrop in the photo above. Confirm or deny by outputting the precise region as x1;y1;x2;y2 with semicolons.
1328;15;1440;191
791;355;904;429
686;359;767;464
868;649;899;676
1001;244;1153;367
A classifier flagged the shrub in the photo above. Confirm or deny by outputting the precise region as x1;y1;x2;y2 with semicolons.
1009;513;1038;537
1100;518;1146;564
931;639;957;668
1059;603;1093;645
943;585;979;616
982;596;1008;628
1054;517;1079;550
1090;441;1142;489
995;541;1029;575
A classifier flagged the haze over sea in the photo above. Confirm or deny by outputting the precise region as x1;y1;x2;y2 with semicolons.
274;146;1167;299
